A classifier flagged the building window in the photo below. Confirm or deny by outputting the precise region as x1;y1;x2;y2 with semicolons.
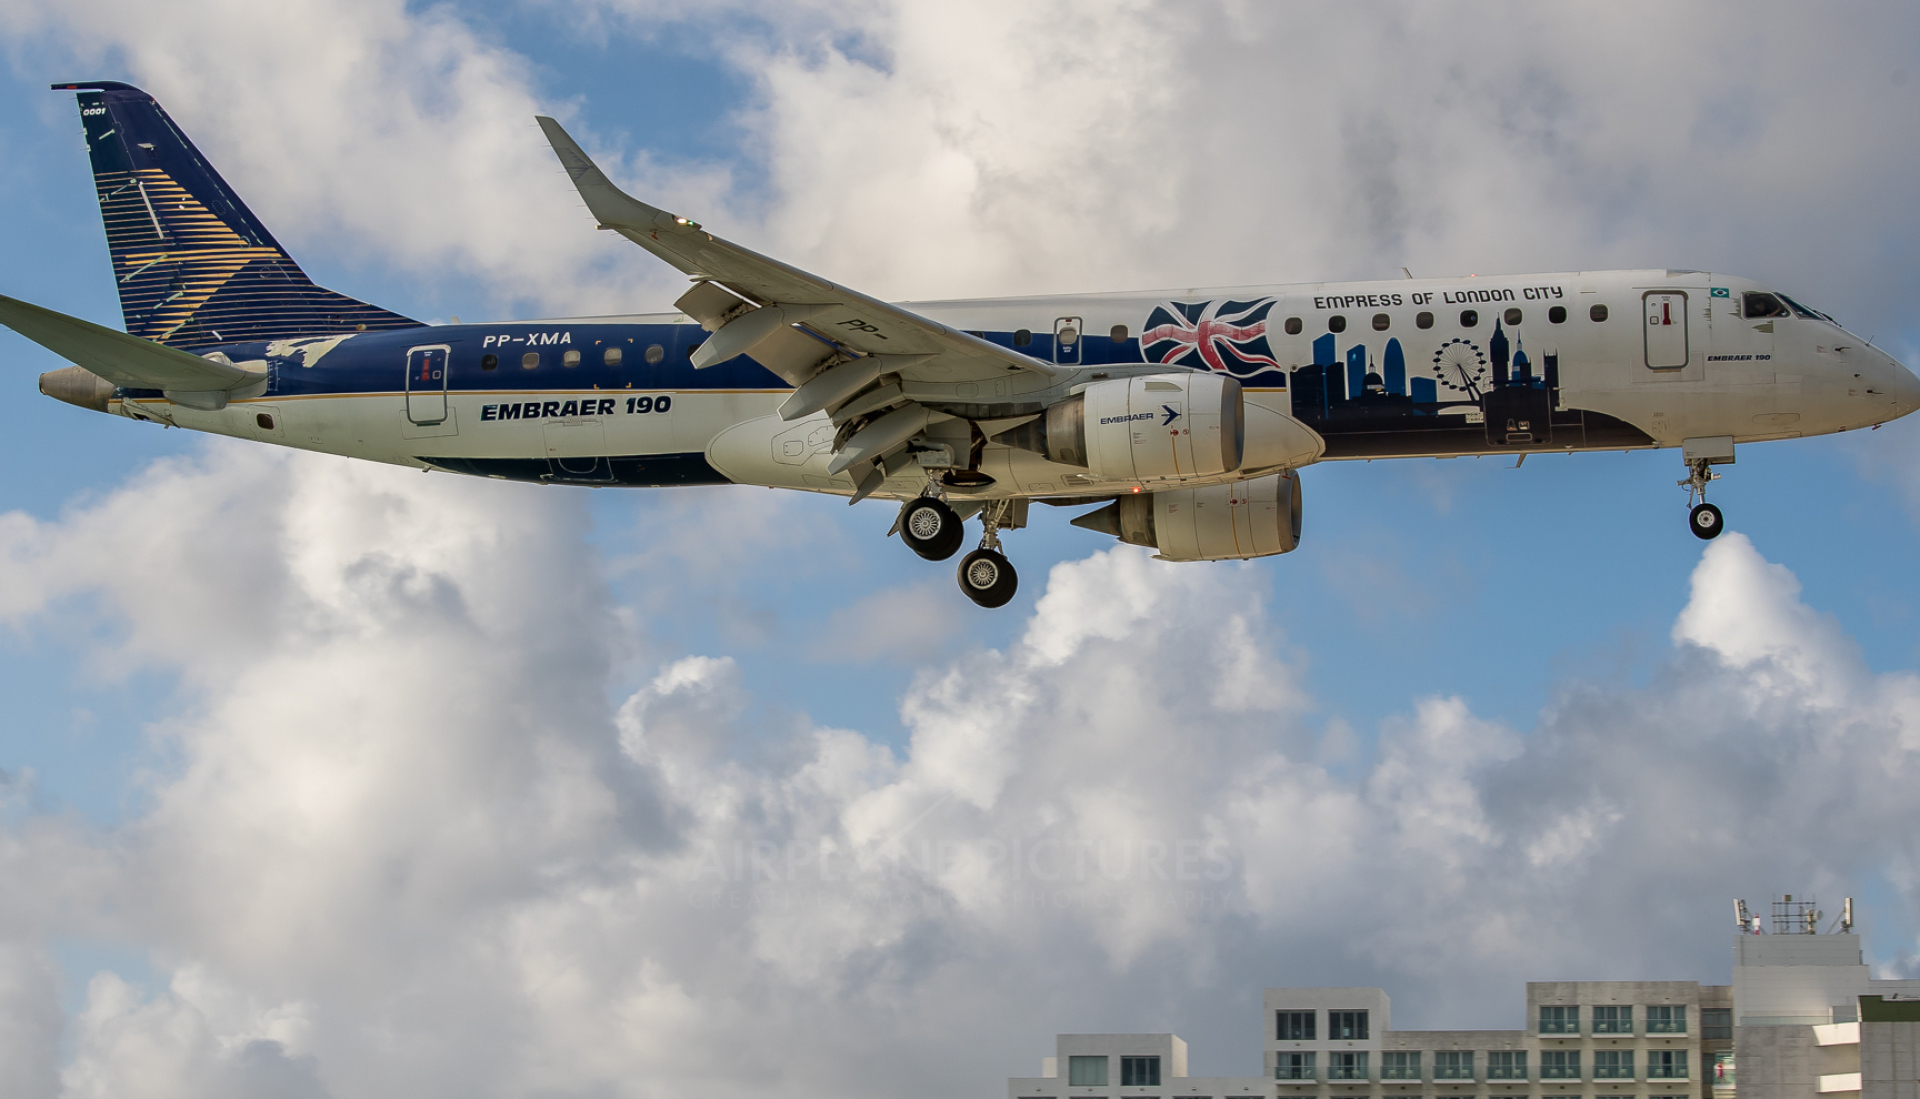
1434;1052;1473;1080
1372;312;1391;331
1327;1052;1368;1082
1504;307;1522;326
1121;1056;1161;1087
1548;305;1567;324
1647;1051;1689;1080
1277;1011;1316;1040
1646;1006;1687;1034
1486;1052;1527;1080
1275;1053;1316;1081
1284;317;1303;336
1592;1006;1632;1034
1013;329;1033;347
1701;1008;1731;1040
1540;1051;1580;1080
1068;1056;1108;1086
1590;303;1609;322
1329;1010;1369;1040
1111;324;1129;343
1594;1050;1634;1080
604;347;623;366
1459;309;1479;328
1328;315;1347;334
1382;1052;1420;1080
1416;311;1434;329
1539;1005;1579;1035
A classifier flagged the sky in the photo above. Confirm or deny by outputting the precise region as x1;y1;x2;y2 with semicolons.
3;1;1920;1096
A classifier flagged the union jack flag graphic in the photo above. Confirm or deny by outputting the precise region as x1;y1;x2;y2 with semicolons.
1140;298;1282;377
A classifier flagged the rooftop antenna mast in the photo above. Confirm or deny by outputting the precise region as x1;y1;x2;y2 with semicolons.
1771;894;1822;935
1829;897;1855;934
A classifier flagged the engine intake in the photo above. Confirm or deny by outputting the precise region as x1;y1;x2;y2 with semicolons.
1072;471;1302;561
997;372;1243;483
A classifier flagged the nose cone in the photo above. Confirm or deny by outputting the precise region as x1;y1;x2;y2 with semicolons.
1892;360;1920;420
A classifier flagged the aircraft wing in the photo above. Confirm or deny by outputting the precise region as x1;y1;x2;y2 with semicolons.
536;117;1066;419
0;293;262;394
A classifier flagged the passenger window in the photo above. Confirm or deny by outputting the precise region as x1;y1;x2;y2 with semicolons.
1548;306;1567;324
1743;292;1791;319
1372;313;1391;331
1504;307;1523;326
645;344;665;364
1416;311;1434;329
1284;317;1303;335
1590;303;1609;322
604;347;623;366
1013;329;1033;347
481;353;498;370
1460;309;1479;328
562;349;581;367
1110;324;1128;343
521;352;540;369
1328;315;1347;334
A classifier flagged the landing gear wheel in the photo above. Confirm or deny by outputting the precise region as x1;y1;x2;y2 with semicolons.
1689;502;1725;540
957;548;1018;608
900;497;964;561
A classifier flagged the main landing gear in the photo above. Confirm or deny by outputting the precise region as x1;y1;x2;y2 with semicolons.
893;491;1020;607
899;495;965;561
1680;457;1725;541
957;503;1019;608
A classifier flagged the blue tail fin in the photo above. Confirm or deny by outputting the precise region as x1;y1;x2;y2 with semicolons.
53;81;423;350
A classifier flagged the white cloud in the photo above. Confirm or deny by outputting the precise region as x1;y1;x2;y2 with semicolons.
5;436;1920;1092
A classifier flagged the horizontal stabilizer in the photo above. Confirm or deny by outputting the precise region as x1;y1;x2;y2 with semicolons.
0;293;259;392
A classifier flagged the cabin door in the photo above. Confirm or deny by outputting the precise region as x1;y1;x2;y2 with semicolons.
405;345;450;424
1642;292;1690;370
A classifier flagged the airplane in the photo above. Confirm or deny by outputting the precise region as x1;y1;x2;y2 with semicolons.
16;82;1920;608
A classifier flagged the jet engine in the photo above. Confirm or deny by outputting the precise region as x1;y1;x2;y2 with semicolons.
996;372;1243;483
1072;471;1303;561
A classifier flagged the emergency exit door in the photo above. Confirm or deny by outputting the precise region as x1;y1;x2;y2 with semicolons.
405;345;450;424
1643;292;1689;370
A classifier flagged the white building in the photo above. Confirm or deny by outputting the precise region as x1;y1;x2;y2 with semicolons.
1007;898;1920;1099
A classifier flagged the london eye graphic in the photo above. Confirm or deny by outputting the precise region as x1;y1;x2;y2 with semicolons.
1431;338;1488;401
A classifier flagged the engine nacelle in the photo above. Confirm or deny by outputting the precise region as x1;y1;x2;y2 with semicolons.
1073;471;1303;561
997;372;1243;483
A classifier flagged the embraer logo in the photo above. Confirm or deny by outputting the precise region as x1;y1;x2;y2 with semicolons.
1099;412;1155;425
1161;404;1181;426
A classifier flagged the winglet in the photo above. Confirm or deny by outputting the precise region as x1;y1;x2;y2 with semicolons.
535;116;684;236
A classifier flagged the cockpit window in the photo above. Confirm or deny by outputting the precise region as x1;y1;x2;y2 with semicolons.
1742;292;1791;319
1775;294;1832;322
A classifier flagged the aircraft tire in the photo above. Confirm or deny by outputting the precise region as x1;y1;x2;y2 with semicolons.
957;548;1018;608
901;497;965;561
1689;502;1725;541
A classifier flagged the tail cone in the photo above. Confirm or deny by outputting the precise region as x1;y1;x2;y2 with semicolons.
39;365;115;413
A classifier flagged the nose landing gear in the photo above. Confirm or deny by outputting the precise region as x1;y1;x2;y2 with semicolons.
1680;457;1725;541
